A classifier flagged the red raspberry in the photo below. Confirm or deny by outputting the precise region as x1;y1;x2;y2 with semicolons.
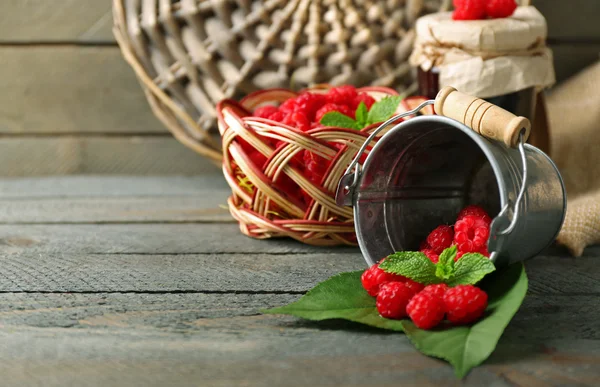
282;111;310;131
421;248;440;263
361;264;407;297
452;0;486;20
303;151;329;184
351;93;376;110
295;92;327;121
419;240;430;250
326;85;358;106
279;98;300;114
420;283;449;299
268;111;285;122
426;225;454;254
376;282;414;319
406;292;446;329
444;285;488;325
454;215;489;253
404;279;425;296
486;0;517;19
315;103;355;123
457;205;491;224
254;105;279;118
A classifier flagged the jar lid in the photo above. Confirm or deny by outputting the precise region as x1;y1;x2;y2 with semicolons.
410;6;555;99
413;6;547;53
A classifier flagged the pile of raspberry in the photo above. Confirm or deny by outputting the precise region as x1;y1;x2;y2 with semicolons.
252;85;375;131
235;86;377;212
453;0;517;20
420;205;492;263
362;262;488;329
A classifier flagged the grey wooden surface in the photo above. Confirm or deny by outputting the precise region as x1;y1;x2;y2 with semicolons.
0;174;598;387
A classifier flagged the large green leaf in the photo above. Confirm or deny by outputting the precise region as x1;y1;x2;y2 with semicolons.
402;263;528;378
262;263;528;378
263;271;405;332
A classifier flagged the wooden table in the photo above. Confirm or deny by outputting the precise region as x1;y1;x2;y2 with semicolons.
0;174;598;386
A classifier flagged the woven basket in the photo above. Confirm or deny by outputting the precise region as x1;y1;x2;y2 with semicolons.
112;0;448;163
218;86;434;245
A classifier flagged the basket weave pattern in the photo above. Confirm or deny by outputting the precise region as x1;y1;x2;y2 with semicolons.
218;87;433;245
112;0;447;162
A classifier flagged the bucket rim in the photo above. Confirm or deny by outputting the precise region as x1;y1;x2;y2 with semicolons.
357;115;509;263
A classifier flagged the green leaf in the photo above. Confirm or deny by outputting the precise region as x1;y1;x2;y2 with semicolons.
319;111;360;130
435;245;457;281
367;96;402;124
262;271;405;332
355;101;368;127
446;253;496;287
263;263;528;379
379;251;441;285
403;263;528;378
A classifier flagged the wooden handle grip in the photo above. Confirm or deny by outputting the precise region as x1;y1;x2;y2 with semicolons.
434;87;531;148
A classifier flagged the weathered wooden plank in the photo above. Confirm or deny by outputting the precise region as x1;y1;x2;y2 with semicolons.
0;46;166;134
0;320;597;387
0;136;219;176
0;175;227;198
0;246;597;293
0;252;365;292
0;292;598;342
551;43;600;83
0;224;356;255
0;1;114;43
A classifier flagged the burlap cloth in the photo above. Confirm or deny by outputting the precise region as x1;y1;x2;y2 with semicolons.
549;60;600;256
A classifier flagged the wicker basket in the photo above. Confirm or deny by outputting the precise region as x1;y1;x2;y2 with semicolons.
218;86;434;245
112;0;448;163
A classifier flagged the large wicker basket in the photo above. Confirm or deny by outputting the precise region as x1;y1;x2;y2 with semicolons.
112;0;448;163
218;86;434;245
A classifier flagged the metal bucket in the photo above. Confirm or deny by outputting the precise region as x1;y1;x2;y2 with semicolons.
336;88;566;268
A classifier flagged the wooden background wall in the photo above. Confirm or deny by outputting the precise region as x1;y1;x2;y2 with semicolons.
0;0;598;176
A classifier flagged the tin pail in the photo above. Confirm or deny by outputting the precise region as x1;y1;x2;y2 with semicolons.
336;87;566;267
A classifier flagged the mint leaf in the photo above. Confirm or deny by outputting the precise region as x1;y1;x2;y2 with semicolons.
403;263;527;378
446;253;496;287
355;101;368;127
435;245;457;281
367;96;402;124
379;251;440;285
262;271;405;332
319;111;360;130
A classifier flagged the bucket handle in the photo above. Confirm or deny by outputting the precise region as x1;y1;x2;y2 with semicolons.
336;88;530;236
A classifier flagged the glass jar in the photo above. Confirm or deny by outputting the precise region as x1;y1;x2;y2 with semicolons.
417;67;550;153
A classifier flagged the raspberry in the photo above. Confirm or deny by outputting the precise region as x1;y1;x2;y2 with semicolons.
254;105;279;118
457;205;491;224
376;282;414;319
315;103;355;123
419;240;430;250
361;263;407;297
268;111;285;122
279;98;300;114
420;283;449;299
303;150;329;184
404;279;425;296
452;0;486;20
426;225;454;254
444;285;488;325
282;111;310;131
326;85;358;106
454;215;489;253
486;0;517;19
351;93;376;110
295;92;327;121
406;292;446;329
421;248;440;263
